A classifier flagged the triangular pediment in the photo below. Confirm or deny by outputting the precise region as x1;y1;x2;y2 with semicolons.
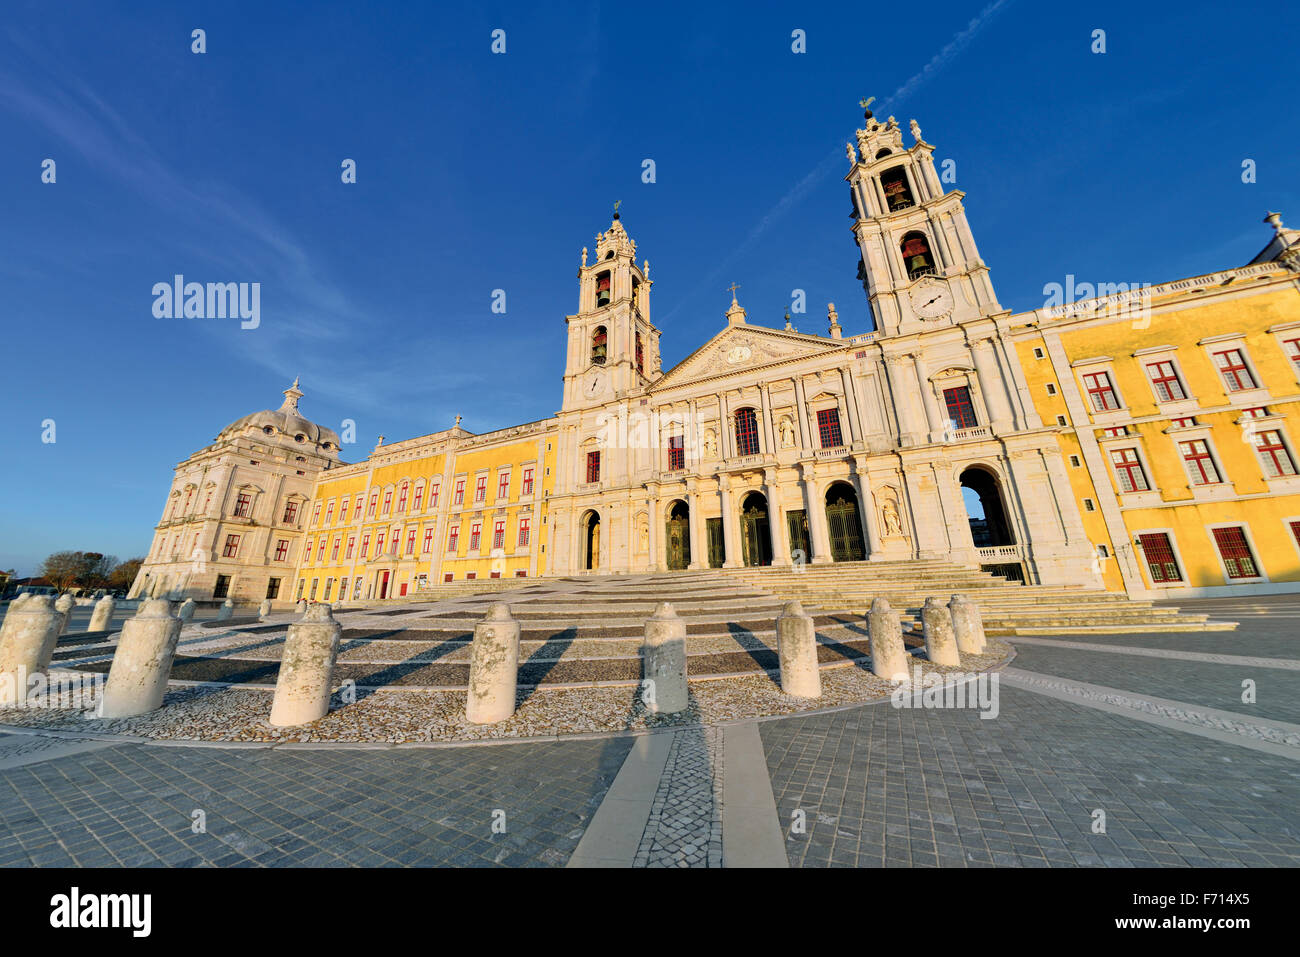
650;324;843;391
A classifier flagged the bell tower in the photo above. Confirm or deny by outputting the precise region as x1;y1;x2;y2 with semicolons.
562;208;661;411
845;103;1002;337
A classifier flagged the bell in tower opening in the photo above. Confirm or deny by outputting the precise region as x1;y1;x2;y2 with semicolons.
901;232;936;280
591;325;607;365
881;167;915;212
595;271;611;308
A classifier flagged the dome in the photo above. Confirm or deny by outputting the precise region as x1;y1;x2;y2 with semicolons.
217;379;342;452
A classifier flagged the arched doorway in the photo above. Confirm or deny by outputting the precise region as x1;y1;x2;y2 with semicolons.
959;467;1014;546
665;501;691;570
581;510;601;571
739;491;773;567
825;482;866;561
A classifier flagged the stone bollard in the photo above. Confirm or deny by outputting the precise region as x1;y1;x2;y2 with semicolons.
464;603;521;724
949;594;986;655
215;598;234;621
296;599;307;614
922;596;960;667
55;593;75;635
98;599;183;718
88;595;116;633
177;598;196;623
775;600;821;698
258;599;273;619
867;597;911;681
269;604;343;727
0;596;63;706
642;602;688;714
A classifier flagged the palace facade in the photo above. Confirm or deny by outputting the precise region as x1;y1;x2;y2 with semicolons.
131;107;1300;605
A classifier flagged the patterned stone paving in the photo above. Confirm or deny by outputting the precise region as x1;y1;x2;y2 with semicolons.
633;727;723;867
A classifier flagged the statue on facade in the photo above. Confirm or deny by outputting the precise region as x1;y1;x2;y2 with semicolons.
910;119;922;143
779;417;796;449
703;429;718;458
882;498;903;537
637;517;649;553
846;141;857;165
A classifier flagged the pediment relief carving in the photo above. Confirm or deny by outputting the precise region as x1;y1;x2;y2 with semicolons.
655;327;840;389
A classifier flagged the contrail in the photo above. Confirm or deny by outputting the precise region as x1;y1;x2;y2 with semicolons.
660;0;1016;326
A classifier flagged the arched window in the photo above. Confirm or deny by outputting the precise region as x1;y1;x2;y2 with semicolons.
901;231;936;280
880;167;915;211
734;407;760;456
635;331;644;374
591;326;607;365
875;148;892;158
595;270;612;306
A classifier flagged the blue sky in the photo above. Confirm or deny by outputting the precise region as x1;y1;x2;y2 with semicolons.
1;0;1296;575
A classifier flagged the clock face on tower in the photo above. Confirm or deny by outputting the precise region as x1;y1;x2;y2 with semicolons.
584;369;607;399
909;278;954;321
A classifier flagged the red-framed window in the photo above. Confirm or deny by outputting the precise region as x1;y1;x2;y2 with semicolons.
345;536;355;559
304;538;313;560
447;526;459;553
1212;526;1259;579
586;450;601;483
1170;417;1197;428
734;408;760;456
493;520;506;550
330;537;341;561
413;483;424;511
1212;349;1256;392
274;539;289;562
1179;439;1221;485
475;476;487;503
359;532;370;558
1083;371;1121;412
453;479;465;505
495;472;509;500
339;499;349;523
406;529;417;556
397;483;409;513
1138;532;1183;583
1253;430;1297;477
223;534;240;558
316;539;327;561
375;531;386;555
1110;447;1150;492
323;578;333;601
1147;361;1186;402
422;528;434;554
233;493;252;518
469;523;482;551
1283;338;1300;375
942;386;978;430
668;435;685;471
311;502;322;525
338;578;347;601
354;494;364;517
324;501;335;525
1242;407;1268;419
1289;520;1300;551
518;517;531;546
520;469;533;496
1102;426;1128;437
282;500;298;524
816;408;844;448
183;488;194;512
367;492;378;517
382;490;393;515
430;483;440;507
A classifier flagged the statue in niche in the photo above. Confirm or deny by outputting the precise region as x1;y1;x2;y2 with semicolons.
637;516;648;554
703;429;718;458
779;416;796;449
878;488;904;537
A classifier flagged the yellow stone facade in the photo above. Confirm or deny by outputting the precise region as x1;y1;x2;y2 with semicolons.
292;418;557;602
1011;263;1300;597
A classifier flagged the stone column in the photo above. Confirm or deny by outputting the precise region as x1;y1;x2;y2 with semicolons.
949;594;986;654
851;457;883;557
971;337;1013;431
178;599;196;623
215;598;233;621
719;392;732;459
465;603;521;724
911;354;943;437
719;476;741;569
269;604;343;727
55;593;75;635
642;602;687;714
776;601;821;698
801;465;833;565
99;599;183;718
793;377;812;449
646;485;661;573
839;368;863;444
88;595;116;633
759;381;776;454
921;597;960;666
765;469;791;567
883;355;923;442
0;596;62;706
686;486;703;570
258;599;273;619
867;598;909;681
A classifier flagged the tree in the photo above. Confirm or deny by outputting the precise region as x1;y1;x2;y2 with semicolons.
40;552;84;592
108;558;144;592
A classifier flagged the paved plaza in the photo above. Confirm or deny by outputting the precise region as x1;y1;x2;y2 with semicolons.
1;594;1298;867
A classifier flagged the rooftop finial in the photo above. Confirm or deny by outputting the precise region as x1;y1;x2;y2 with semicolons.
859;95;876;120
727;281;741;305
613;199;621;221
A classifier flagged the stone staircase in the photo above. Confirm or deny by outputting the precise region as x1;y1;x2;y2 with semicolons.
715;560;1237;635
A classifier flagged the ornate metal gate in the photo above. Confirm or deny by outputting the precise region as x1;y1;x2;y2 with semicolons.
826;493;866;561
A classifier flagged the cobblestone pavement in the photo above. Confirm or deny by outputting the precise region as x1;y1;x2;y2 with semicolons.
633;727;723;867
2;596;1299;867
